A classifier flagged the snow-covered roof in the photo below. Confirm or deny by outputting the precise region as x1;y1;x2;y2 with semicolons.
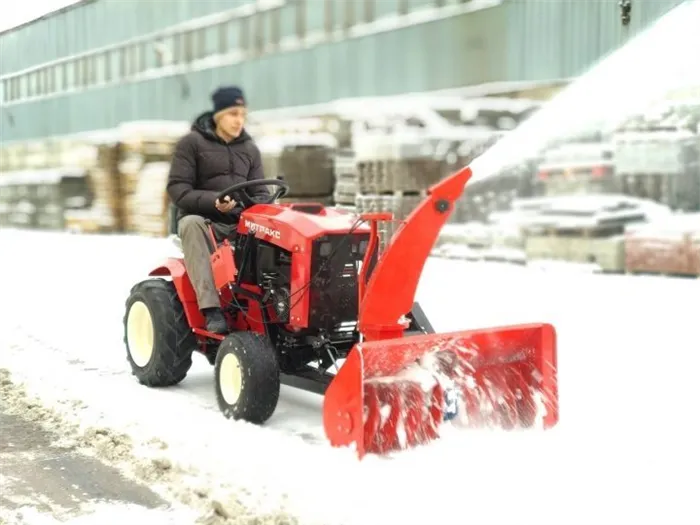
625;213;700;239
505;195;674;230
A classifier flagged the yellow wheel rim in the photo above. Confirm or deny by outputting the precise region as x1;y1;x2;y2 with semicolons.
126;301;154;368
219;352;243;406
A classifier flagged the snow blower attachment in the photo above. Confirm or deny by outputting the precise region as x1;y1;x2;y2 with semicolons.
324;323;557;456
323;166;558;457
128;164;558;461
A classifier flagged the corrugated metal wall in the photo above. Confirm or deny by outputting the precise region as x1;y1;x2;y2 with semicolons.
1;0;688;142
504;0;687;81
1;0;687;77
1;6;507;141
0;0;259;73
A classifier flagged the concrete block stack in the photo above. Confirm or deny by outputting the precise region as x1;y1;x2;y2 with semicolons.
331;148;358;209
23;130;116;234
612;99;700;211
258;133;337;206
63;140;121;234
351;132;449;249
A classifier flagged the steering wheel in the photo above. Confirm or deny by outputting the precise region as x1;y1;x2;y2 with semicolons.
216;178;290;209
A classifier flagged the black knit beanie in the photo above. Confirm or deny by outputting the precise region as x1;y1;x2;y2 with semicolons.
212;86;246;114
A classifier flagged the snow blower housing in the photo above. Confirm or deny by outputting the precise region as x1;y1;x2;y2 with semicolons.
123;166;559;457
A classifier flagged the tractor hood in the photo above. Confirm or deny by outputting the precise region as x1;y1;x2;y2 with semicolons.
239;204;371;245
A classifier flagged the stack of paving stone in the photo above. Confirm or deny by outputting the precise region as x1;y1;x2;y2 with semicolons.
258;133;337;205
351;132;448;249
332;148;359;209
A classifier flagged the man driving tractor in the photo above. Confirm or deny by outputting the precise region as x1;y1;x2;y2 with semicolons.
167;85;270;334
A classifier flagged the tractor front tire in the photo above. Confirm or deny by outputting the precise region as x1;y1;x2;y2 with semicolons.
214;332;280;424
123;278;196;387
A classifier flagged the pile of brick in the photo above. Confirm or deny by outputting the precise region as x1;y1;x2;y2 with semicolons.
624;215;700;276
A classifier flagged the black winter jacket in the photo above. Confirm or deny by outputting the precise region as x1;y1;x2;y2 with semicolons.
167;111;270;225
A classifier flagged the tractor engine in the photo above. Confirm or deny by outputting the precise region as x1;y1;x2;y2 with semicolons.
306;233;370;332
241;239;292;323
235;230;370;373
248;233;370;329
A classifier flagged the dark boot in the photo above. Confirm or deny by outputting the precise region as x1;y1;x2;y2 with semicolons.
203;307;227;334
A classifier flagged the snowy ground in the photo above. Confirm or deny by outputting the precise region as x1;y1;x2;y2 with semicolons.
1;228;699;525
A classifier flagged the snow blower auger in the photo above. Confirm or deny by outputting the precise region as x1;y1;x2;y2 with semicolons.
123;166;558;460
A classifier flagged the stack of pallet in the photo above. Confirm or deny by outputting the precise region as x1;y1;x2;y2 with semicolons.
23;140;50;169
35;171;63;231
0;170;33;228
351;133;449;250
25;141;64;230
0;137;100;231
131;162;171;237
0;196;8;228
119;121;188;235
0;143;26;228
258;133;337;206
61;140;121;234
1;142;27;172
0;168;87;231
0;145;8;173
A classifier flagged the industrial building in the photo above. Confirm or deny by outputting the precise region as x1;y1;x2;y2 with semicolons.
0;0;686;142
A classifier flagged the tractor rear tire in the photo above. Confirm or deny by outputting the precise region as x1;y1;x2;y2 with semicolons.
214;332;280;424
123;278;196;387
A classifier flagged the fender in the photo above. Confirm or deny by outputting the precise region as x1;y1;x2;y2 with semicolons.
149;257;205;329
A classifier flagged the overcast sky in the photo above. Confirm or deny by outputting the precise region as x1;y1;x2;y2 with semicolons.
0;0;80;33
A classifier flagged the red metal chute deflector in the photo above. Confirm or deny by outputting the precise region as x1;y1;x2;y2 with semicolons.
323;166;559;457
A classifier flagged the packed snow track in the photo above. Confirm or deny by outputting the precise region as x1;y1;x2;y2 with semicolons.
0;229;698;525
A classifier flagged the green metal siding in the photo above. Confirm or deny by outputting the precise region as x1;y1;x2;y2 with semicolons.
503;0;687;81
1;5;510;141
1;0;686;78
1;0;686;143
0;0;258;74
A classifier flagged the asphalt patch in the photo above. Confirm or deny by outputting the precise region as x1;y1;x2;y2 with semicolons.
0;409;167;519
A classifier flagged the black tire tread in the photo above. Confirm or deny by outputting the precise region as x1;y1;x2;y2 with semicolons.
214;331;280;424
123;278;196;387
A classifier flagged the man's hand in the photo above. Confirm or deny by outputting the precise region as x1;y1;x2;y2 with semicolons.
215;195;236;213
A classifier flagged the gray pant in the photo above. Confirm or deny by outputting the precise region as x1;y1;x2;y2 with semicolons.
178;215;237;310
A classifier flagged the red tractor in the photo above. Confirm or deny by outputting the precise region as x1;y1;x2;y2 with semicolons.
123;166;559;457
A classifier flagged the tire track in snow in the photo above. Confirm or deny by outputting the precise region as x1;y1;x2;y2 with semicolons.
0;328;307;525
4;322;328;447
